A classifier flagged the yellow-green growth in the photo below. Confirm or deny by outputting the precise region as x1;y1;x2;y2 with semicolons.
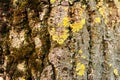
69;0;74;5
70;19;86;32
109;64;112;67
97;1;105;17
50;0;56;4
50;28;69;44
78;49;83;54
63;17;70;27
76;62;86;76
81;55;86;59
113;69;119;76
19;77;26;80
94;17;101;23
22;78;25;80
79;5;85;15
104;19;108;25
98;7;105;17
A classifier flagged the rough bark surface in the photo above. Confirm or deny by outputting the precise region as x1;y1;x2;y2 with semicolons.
0;0;120;80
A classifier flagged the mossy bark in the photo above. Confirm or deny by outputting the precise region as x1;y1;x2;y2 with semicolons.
0;0;120;80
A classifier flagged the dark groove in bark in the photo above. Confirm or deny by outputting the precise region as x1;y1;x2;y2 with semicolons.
41;0;56;79
0;0;11;79
86;1;93;80
47;1;56;80
68;3;77;80
48;61;56;80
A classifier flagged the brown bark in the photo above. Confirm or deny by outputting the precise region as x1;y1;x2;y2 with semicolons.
0;0;120;80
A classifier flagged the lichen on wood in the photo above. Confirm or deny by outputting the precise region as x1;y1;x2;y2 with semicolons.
0;0;120;80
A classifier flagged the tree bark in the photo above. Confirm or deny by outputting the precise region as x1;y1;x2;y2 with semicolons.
0;0;120;80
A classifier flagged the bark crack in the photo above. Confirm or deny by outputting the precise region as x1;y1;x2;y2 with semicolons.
40;0;56;79
86;1;93;80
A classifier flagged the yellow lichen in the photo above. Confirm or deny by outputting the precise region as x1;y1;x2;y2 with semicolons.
50;28;55;35
76;62;86;76
109;7;113;14
59;78;62;80
64;7;68;11
104;19;108;25
97;1;103;7
70;19;86;32
94;17;101;23
57;39;64;44
50;28;69;44
109;64;112;67
63;17;70;27
81;55;86;59
114;69;119;76
22;78;25;80
69;0;74;5
98;7;105;17
82;5;86;9
78;49;83;54
50;0;56;4
52;35;59;41
78;5;86;16
19;77;26;80
79;7;84;15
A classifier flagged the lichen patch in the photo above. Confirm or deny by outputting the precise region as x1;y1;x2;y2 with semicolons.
76;62;86;76
9;29;26;48
50;27;69;44
70;19;86;32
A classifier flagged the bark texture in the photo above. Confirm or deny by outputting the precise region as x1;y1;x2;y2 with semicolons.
0;0;120;80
